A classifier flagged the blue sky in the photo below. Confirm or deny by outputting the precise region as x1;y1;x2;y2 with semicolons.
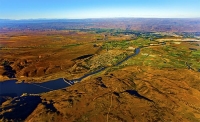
0;0;200;19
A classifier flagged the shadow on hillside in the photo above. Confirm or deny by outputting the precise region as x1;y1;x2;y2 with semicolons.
125;90;153;102
2;65;16;78
42;100;58;113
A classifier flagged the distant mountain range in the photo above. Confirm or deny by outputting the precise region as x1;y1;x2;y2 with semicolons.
0;18;200;32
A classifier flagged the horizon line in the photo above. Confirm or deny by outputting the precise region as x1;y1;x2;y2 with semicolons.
1;17;200;21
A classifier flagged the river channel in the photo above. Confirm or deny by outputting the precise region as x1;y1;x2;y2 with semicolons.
0;48;140;97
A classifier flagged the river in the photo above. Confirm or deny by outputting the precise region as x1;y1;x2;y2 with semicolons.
0;48;140;97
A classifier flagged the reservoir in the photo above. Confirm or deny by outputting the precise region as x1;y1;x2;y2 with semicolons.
0;78;70;96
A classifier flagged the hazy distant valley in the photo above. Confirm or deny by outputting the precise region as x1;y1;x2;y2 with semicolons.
1;18;200;32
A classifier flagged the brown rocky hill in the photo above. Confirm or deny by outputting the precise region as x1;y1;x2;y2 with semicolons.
1;66;200;122
27;67;200;122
